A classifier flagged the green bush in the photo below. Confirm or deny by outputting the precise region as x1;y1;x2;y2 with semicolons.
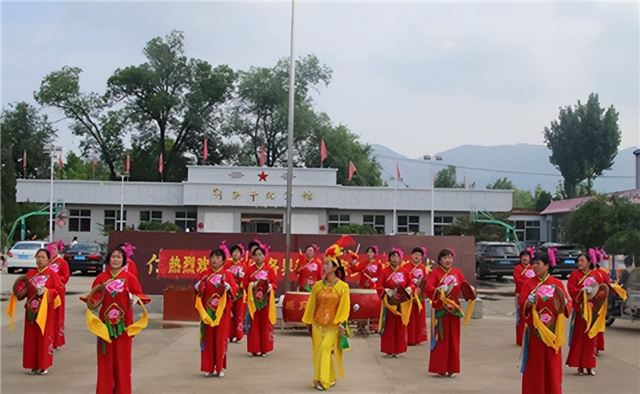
138;221;183;232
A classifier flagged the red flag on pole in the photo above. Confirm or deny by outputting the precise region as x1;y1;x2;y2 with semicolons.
320;138;327;163
259;145;266;167
348;160;357;181
57;150;63;176
124;154;131;174
203;138;208;161
22;149;27;178
396;161;402;181
158;153;164;175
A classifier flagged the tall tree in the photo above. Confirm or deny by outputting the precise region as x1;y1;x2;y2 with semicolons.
107;30;236;181
34;67;125;180
1;102;57;179
487;177;514;190
534;185;553;211
434;165;460;188
303;117;383;186
60;152;110;180
544;93;621;197
229;54;331;167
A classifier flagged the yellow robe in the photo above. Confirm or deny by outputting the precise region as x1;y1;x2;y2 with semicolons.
302;279;351;390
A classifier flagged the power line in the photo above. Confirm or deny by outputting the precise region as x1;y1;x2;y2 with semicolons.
374;154;635;179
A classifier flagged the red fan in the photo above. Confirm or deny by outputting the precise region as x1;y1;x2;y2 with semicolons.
589;283;609;315
387;287;410;306
80;284;106;310
12;275;30;301
461;282;477;301
552;287;567;314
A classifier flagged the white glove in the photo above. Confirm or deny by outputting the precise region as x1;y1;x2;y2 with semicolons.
268;283;273;292
436;285;447;293
527;291;536;305
224;282;231;291
371;278;378;283
131;294;140;305
405;287;413;296
193;280;201;292
385;288;394;298
36;286;44;296
239;272;245;278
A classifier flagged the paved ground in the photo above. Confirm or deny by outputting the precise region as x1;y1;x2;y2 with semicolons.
1;272;639;394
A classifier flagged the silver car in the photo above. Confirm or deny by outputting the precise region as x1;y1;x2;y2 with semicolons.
5;241;48;274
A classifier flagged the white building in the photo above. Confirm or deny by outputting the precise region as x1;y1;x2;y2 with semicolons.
16;166;513;243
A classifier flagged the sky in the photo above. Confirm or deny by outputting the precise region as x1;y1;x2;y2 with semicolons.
2;1;639;158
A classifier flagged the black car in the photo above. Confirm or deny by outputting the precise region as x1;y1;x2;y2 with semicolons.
537;243;581;278
64;242;106;275
475;242;521;279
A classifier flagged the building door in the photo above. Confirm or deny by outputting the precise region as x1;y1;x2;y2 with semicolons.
241;213;283;233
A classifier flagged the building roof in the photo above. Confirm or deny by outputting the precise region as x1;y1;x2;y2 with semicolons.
540;188;640;215
510;208;541;215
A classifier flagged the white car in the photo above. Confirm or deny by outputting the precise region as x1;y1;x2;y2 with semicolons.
6;241;48;274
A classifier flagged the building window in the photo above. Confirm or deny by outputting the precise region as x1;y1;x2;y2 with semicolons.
363;215;385;234
69;209;91;232
328;214;350;233
398;215;420;233
140;210;163;223
175;211;197;231
433;216;454;235
104;210;127;231
512;220;540;242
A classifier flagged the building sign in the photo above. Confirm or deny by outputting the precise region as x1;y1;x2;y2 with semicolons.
209;187;314;204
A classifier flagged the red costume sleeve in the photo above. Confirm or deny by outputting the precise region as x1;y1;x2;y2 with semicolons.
225;271;238;296
268;267;278;292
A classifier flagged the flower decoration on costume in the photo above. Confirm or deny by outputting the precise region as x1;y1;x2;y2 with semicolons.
537;284;555;300
540;313;552;324
105;279;125;294
525;269;535;279
31;275;48;289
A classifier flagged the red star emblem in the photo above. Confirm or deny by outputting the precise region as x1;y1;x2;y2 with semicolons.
258;171;268;182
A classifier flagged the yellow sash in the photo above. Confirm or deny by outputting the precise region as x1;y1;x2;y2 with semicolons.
532;307;565;352
381;293;413;326
6;294;17;330
126;299;149;336
610;284;627;301
35;289;49;335
85;308;112;343
195;291;227;328
247;284;276;325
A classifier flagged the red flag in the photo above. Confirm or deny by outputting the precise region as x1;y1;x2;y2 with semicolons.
396;161;402;180
57;150;63;176
22;149;27;178
124;154;131;174
320;138;327;163
203;138;208;161
348;160;357;181
158;153;164;174
259;145;266;167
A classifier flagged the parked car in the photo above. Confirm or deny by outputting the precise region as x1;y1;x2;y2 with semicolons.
5;240;48;273
537;243;582;278
64;242;106;275
475;241;521;279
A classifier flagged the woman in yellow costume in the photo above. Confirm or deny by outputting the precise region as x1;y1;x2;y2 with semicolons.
302;237;353;391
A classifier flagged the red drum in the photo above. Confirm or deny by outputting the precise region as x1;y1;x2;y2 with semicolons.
349;289;381;320
282;291;311;323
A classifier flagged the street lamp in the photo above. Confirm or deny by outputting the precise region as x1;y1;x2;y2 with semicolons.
423;155;443;236
48;146;62;242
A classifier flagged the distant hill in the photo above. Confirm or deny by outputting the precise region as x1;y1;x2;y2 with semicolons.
372;143;637;193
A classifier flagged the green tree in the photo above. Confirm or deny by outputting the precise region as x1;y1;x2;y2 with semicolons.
107;30;236;181
229;54;331;167
513;190;535;210
487;177;514;190
544;93;621;197
434;165;460;188
534;185;553;211
128;137;189;182
303;117;382;186
60;152;110;180
331;224;377;235
448;215;510;241
563;195;640;253
35;67;126;180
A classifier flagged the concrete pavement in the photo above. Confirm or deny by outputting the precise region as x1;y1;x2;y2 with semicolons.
1;273;639;394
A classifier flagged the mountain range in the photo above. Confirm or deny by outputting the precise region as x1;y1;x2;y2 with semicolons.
372;144;638;193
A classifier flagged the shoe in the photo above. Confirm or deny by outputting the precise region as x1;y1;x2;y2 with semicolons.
251;353;259;357
578;368;584;376
260;353;266;357
392;354;399;358
587;369;596;376
218;371;225;378
28;369;39;375
314;382;325;391
205;372;217;377
447;373;455;378
385;353;393;358
437;373;447;378
38;370;48;376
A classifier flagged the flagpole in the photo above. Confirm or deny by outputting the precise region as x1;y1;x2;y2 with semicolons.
393;177;398;235
120;174;126;231
283;0;296;294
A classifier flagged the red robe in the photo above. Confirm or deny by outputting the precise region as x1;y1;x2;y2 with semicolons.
593;268;610;352
224;259;248;341
520;274;570;394
49;254;70;349
295;255;323;292
196;267;238;374
426;266;469;375
243;263;278;354
513;262;535;346
403;261;428;346
376;265;413;355
566;269;598;369
351;258;383;289
92;270;146;394
22;266;63;371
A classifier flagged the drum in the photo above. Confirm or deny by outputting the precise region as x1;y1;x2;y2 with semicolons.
349;289;381;320
282;291;310;323
12;275;29;301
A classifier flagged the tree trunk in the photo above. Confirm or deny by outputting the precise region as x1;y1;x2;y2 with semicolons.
564;180;577;198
